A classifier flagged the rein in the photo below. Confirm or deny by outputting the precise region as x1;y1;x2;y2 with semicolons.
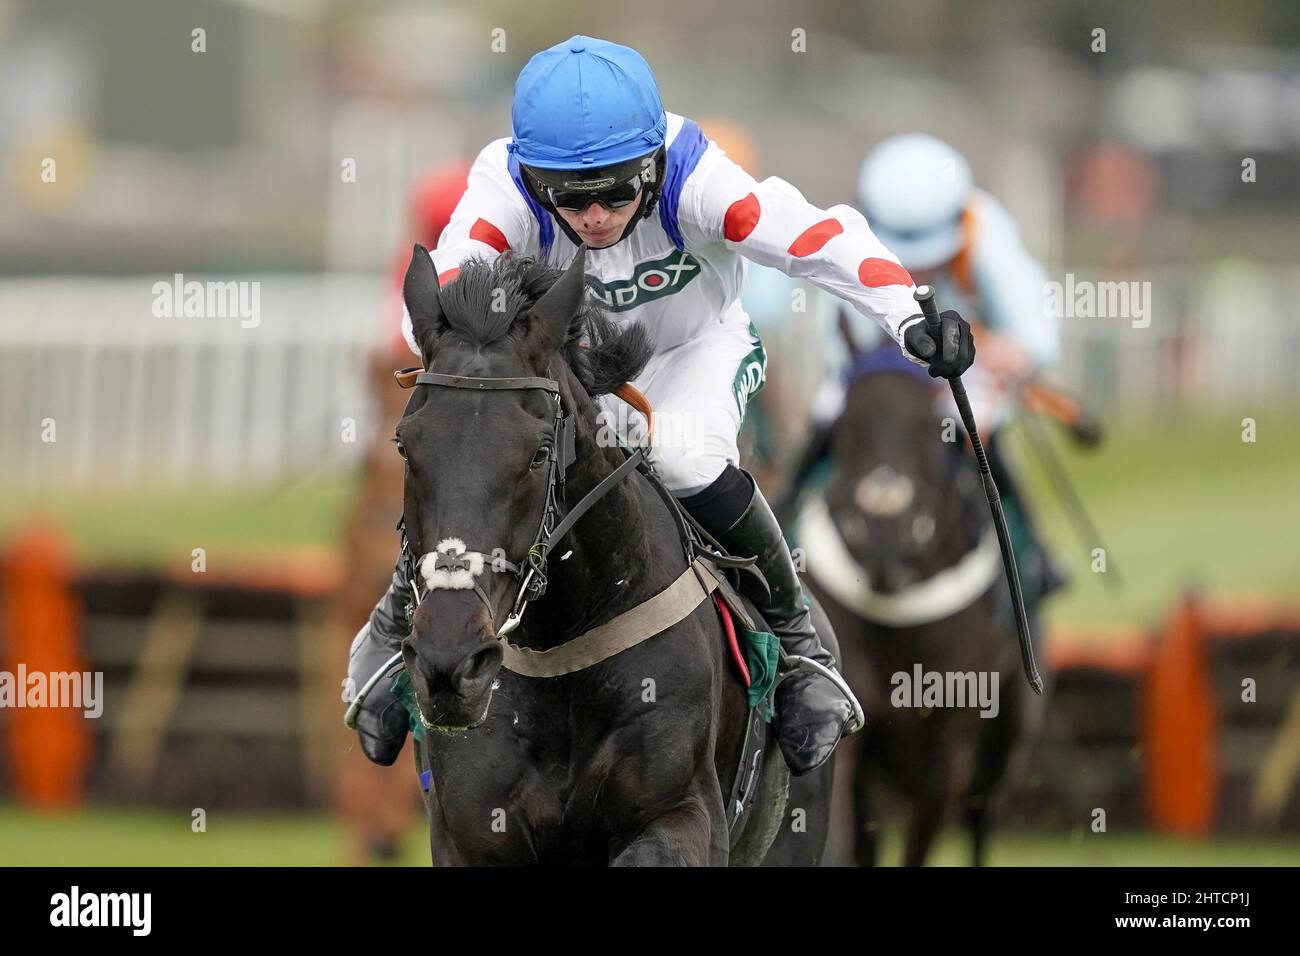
394;364;717;682
395;366;635;637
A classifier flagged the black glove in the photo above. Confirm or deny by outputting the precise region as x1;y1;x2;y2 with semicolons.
902;310;976;379
353;687;411;766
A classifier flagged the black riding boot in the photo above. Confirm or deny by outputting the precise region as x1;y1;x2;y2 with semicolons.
681;466;852;776
343;558;414;766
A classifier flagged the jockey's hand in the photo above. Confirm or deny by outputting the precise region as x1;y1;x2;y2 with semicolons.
972;327;1034;383
903;310;976;379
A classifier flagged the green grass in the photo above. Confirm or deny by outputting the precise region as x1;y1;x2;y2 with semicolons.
0;805;429;867
1014;413;1300;626
2;805;1297;866
2;415;1295;868
1;413;1297;628
0;471;358;567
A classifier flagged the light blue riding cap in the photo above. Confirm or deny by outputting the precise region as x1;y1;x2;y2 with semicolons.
858;134;974;271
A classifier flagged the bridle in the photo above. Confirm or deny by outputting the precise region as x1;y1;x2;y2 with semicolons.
346;363;866;741
396;367;646;640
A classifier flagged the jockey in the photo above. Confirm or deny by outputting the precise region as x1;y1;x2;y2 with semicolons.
344;37;975;778
383;161;472;355
803;133;1065;612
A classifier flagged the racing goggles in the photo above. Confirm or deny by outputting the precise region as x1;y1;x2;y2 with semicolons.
525;152;659;212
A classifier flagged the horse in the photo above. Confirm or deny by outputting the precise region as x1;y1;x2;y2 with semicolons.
391;243;836;865
792;345;1038;866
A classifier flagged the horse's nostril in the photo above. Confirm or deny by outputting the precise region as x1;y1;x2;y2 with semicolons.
452;642;503;695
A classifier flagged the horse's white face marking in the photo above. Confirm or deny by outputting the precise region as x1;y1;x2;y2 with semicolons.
855;466;915;516
420;537;486;591
912;513;936;544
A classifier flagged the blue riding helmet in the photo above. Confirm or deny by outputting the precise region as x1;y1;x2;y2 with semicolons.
511;36;668;246
509;35;667;170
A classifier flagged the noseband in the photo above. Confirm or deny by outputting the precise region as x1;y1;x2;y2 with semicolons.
396;367;646;639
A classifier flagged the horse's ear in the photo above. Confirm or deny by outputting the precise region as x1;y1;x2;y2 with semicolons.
404;244;443;359
527;246;587;358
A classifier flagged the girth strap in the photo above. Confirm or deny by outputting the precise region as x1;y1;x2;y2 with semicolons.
501;557;719;678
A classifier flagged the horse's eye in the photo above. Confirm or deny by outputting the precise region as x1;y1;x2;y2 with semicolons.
393;437;408;461
530;443;552;469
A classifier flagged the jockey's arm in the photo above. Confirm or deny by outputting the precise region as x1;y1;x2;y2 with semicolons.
680;150;926;364
968;193;1060;371
402;140;535;356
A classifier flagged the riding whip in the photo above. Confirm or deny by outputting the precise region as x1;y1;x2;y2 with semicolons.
1014;391;1121;592
914;286;1043;695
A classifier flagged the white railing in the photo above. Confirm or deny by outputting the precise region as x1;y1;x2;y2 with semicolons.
1052;261;1300;415
0;273;390;489
1;263;1296;490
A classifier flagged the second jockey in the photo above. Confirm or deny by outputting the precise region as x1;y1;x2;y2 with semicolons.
800;133;1066;617
344;36;976;778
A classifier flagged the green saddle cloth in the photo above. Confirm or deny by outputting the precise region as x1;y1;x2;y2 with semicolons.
741;625;779;720
390;669;426;742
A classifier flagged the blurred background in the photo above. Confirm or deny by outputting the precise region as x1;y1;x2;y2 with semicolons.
1;0;1299;865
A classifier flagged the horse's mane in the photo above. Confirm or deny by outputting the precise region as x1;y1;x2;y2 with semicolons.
435;253;652;397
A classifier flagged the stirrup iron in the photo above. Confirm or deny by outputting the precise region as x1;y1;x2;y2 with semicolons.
776;653;866;735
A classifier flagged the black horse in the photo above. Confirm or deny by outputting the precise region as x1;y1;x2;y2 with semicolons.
393;244;834;865
792;346;1039;866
